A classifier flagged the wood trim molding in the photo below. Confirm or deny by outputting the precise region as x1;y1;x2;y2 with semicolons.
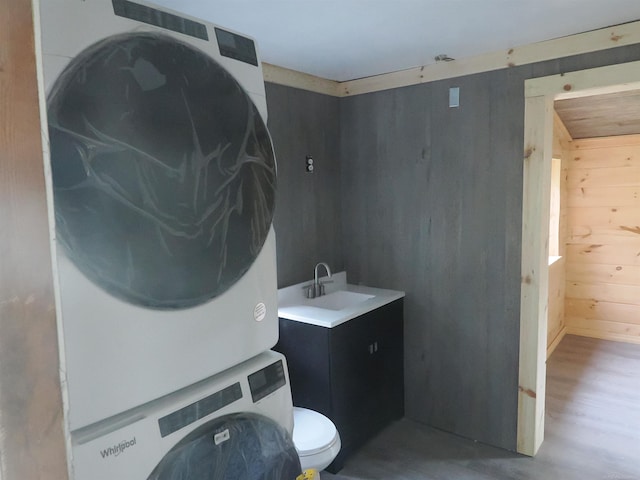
518;58;640;458
263;63;340;97
525;61;640;99
265;21;640;97
518;94;554;457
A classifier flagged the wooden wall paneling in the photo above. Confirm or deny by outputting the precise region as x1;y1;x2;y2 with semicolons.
342;69;522;452
567;224;640;245
567;281;640;305
556;112;572;260
566;319;640;343
547;113;572;355
565;135;640;344
265;83;343;287
566;263;640;285
484;66;524;449
566;185;639;207
566;166;640;188
566;298;640;325
569;143;640;169
566;205;639;225
547;258;566;351
0;0;69;478
340;83;435;430
572;133;640;150
566;243;640;265
339;93;373;285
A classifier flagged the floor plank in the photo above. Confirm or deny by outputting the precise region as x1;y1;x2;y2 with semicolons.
322;335;640;480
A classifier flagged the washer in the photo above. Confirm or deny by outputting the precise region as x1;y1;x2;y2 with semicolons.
71;351;301;480
40;0;279;431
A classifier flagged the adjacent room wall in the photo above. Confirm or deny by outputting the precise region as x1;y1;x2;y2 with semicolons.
266;83;343;288
339;46;640;451
0;0;69;478
547;115;571;356
565;134;640;344
340;70;524;449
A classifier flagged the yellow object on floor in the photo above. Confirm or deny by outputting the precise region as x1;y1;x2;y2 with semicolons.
296;469;320;480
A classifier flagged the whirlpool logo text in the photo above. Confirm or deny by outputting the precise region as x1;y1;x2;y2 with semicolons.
100;437;137;459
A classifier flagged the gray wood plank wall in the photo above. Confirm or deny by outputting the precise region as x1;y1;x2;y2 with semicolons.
266;44;640;451
266;84;343;288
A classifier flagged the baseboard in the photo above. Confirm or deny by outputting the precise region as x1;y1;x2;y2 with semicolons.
546;326;567;360
566;327;640;346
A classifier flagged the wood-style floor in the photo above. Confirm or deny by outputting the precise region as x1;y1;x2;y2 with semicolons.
323;335;640;480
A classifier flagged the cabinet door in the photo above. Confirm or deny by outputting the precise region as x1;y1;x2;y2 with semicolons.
329;300;404;451
372;300;404;425
329;312;378;448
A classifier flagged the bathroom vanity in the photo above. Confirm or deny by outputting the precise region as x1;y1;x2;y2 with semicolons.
275;273;404;472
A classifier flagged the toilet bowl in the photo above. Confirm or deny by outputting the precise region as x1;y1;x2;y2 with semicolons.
292;407;341;472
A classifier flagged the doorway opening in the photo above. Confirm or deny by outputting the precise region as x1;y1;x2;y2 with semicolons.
517;60;640;456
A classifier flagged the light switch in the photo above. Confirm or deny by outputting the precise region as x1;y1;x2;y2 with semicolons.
449;87;460;108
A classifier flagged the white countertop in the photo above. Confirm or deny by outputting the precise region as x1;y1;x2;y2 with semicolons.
277;271;405;328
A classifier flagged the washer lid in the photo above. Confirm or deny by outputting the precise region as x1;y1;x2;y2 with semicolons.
292;407;339;457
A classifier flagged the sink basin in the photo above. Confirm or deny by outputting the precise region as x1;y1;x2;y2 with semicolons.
277;271;405;328
308;290;374;311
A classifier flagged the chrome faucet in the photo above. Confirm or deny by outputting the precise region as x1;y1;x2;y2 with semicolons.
306;262;332;298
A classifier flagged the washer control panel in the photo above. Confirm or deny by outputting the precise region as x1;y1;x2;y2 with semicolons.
248;360;286;403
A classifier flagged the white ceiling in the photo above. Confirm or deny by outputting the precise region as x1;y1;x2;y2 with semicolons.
153;0;640;81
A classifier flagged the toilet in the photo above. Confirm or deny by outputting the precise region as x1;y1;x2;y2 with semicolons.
292;407;341;473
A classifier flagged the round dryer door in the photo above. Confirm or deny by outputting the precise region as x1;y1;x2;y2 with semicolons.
148;413;302;479
47;32;276;309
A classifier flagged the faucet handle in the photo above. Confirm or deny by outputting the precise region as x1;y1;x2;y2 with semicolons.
302;284;316;299
317;279;333;296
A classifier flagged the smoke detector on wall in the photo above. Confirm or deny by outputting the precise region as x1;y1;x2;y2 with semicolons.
434;54;455;62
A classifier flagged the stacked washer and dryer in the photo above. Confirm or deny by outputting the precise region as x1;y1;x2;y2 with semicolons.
39;0;325;478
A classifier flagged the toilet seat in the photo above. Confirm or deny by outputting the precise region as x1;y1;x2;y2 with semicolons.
292;407;341;467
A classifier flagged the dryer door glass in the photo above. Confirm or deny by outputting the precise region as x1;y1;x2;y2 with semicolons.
47;32;276;309
148;413;302;479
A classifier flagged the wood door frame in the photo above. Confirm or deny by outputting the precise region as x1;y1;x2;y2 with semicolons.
517;60;640;456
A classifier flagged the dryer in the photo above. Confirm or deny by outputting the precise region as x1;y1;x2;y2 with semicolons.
40;0;279;431
71;351;301;480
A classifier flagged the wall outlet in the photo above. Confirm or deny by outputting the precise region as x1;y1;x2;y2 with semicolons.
305;155;314;173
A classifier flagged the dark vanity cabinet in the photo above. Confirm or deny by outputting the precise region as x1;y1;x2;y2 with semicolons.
275;299;404;472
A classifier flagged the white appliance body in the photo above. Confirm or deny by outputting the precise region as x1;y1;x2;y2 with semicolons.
71;351;297;480
40;0;279;431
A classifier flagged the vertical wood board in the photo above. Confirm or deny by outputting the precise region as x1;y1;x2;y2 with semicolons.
0;0;69;478
518;94;553;456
